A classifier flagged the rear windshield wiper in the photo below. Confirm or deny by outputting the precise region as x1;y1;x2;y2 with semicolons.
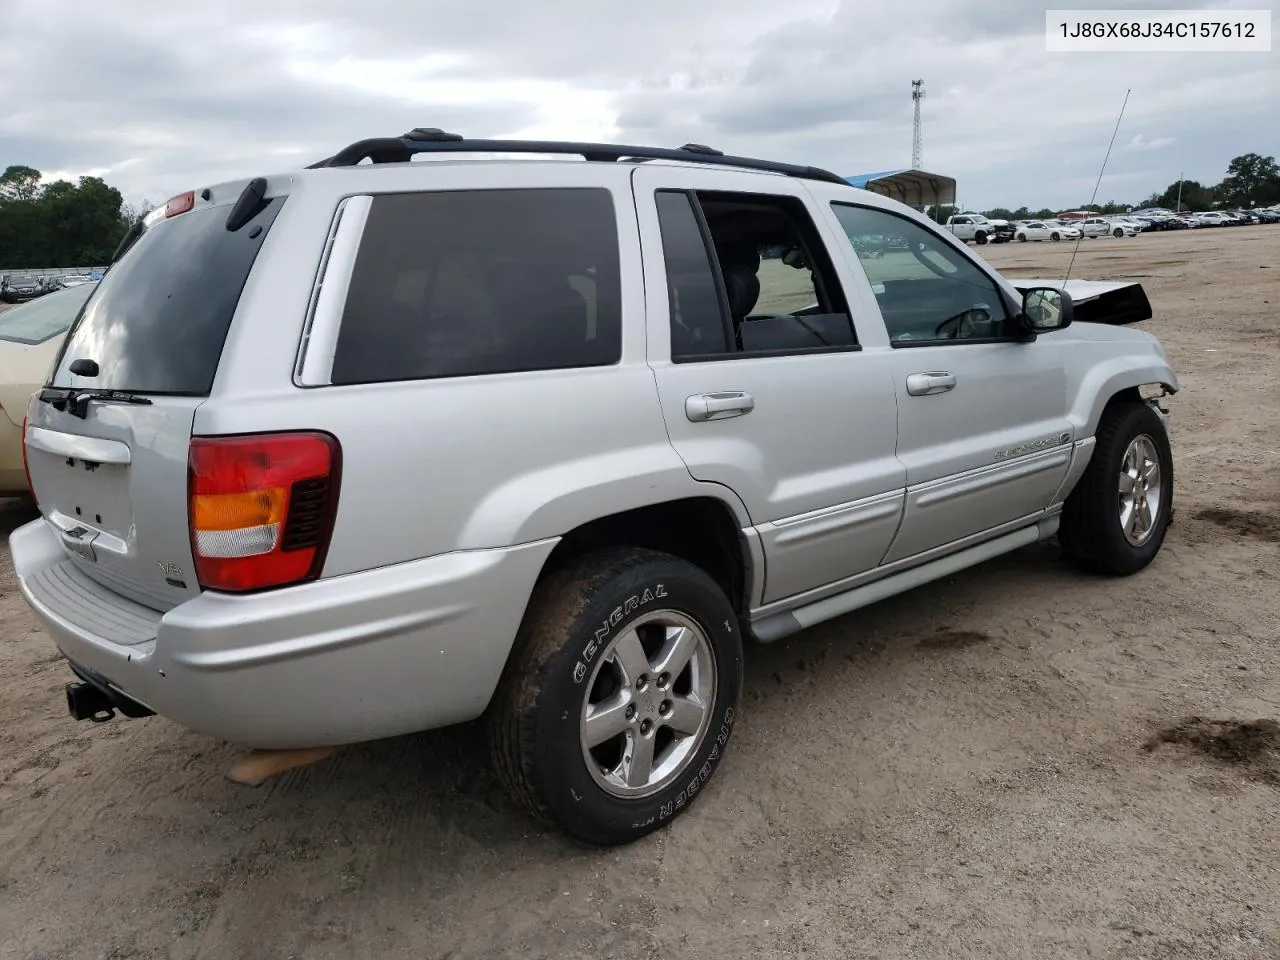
38;387;153;419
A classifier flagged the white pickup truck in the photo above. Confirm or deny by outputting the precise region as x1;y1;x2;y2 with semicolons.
944;214;1013;245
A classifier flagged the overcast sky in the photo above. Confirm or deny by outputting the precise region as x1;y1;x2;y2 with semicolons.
1;0;1275;211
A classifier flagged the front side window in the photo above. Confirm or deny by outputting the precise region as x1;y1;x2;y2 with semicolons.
330;187;622;385
830;203;1013;345
654;189;857;360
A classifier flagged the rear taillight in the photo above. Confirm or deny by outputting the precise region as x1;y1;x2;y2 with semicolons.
21;415;35;503
187;432;341;593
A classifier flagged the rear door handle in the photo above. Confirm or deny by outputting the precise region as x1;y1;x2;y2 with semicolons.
905;372;957;397
685;391;755;422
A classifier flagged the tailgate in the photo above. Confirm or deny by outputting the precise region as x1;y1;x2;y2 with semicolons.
26;399;203;610
23;187;286;612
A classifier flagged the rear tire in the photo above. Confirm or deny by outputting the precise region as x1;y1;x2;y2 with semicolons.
1059;401;1174;576
489;547;744;845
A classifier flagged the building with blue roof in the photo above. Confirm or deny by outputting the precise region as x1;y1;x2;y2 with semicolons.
844;169;956;209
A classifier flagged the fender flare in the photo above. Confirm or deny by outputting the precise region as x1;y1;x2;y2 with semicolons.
1068;356;1178;439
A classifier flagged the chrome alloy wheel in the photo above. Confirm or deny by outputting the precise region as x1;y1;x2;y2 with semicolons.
1119;434;1163;546
579;611;717;799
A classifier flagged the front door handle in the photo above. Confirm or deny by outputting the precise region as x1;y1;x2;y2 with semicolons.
685;391;755;422
905;372;957;397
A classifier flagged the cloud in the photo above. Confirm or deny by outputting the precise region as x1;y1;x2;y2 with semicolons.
0;0;1275;210
1125;134;1178;152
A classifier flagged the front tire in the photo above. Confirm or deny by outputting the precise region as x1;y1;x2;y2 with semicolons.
1051;231;1061;241
1060;401;1174;576
490;547;744;845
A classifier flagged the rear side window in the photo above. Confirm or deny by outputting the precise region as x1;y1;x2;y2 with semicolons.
330;188;622;385
49;199;284;394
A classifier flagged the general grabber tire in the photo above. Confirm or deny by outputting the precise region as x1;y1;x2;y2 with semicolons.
1059;400;1174;576
489;547;744;845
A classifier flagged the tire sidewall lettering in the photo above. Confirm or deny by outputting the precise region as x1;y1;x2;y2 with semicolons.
654;705;737;824
572;583;669;684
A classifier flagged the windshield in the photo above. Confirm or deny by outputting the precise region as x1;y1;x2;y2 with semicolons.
48;197;285;395
11;276;36;285
0;283;96;344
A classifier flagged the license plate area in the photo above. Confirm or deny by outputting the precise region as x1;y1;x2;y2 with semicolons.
37;454;135;551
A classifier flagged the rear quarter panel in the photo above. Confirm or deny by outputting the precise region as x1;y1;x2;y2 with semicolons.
196;162;731;578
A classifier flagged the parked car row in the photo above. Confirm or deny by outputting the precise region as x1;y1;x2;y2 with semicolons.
1006;206;1279;242
1127;206;1280;228
0;272;103;303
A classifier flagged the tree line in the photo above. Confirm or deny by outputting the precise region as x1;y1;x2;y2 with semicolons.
0;165;154;269
1;150;1277;268
930;152;1280;223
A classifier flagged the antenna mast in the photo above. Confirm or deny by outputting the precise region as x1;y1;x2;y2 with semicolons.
911;79;925;169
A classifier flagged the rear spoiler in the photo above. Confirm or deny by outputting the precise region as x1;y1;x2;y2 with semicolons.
1009;278;1153;327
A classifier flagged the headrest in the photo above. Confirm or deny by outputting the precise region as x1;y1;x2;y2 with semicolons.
717;243;761;319
721;262;759;319
718;243;761;273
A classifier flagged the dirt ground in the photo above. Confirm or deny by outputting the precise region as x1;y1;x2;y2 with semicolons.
1;226;1277;960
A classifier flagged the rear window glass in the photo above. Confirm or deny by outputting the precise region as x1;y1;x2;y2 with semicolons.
330;188;622;385
0;283;95;344
49;198;284;394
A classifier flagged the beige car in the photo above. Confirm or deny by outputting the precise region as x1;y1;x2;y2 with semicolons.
0;283;97;496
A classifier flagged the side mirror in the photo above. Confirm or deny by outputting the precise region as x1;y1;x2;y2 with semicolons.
1018;286;1073;335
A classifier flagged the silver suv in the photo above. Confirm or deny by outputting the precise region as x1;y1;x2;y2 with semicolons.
11;131;1178;845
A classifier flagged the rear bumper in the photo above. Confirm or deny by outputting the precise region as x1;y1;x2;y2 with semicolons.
10;518;557;748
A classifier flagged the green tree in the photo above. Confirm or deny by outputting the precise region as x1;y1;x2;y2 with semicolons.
0;165;42;202
1151;179;1214;211
41;176;126;264
1215;153;1280;207
0;168;126;267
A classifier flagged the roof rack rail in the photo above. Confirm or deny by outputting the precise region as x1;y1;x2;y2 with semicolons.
304;129;849;186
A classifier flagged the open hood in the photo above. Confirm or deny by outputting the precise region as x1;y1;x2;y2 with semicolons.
1008;278;1153;327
